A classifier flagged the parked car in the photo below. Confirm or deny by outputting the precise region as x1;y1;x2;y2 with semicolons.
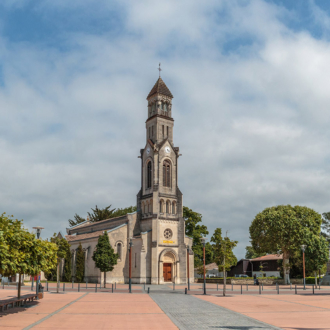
208;274;216;278
234;274;248;278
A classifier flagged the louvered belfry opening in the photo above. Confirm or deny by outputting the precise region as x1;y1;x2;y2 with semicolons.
163;160;171;187
147;161;152;188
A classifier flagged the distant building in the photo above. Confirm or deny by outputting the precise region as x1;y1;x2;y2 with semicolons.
194;263;224;278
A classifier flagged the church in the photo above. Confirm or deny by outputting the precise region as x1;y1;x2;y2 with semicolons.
65;76;194;284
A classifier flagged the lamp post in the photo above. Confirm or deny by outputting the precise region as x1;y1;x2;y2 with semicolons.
187;246;190;291
301;245;307;290
129;238;134;293
33;226;44;239
200;237;206;295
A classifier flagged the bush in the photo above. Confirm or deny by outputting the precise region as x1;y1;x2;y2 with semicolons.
305;276;320;284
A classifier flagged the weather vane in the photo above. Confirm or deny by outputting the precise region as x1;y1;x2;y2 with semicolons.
158;63;162;77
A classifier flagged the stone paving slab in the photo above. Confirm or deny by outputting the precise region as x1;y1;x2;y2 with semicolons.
151;293;281;330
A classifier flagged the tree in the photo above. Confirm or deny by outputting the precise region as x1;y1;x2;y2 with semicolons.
48;233;72;292
68;205;137;227
249;205;326;284
63;245;72;282
92;232;118;287
75;243;85;282
184;206;211;267
321;212;330;242
0;213;57;298
211;228;237;296
245;246;266;259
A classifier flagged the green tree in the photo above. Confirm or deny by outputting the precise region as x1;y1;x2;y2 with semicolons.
184;206;210;267
0;213;57;298
321;212;330;242
211;228;237;296
249;205;326;284
63;244;72;282
245;246;266;259
75;243;85;282
68;205;137;227
92;232;118;287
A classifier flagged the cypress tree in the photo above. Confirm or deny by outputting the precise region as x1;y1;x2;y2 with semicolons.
75;243;85;283
92;232;118;287
63;245;72;282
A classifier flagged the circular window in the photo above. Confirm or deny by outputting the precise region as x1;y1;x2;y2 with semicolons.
164;228;173;239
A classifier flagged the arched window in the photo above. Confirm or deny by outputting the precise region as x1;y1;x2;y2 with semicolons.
160;200;164;213
172;201;176;214
117;243;122;260
147;161;152;188
163;160;171;187
166;200;170;214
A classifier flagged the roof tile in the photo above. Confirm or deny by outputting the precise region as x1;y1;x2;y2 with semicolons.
147;78;173;99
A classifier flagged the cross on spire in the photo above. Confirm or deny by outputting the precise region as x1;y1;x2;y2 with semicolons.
158;63;162;77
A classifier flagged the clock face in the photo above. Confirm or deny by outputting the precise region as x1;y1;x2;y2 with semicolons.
165;146;170;154
146;147;150;155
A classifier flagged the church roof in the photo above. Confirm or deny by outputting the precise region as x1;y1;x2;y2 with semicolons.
147;77;173;99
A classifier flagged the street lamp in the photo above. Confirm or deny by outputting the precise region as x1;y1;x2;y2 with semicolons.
33;227;44;239
301;245;307;290
200;237;207;295
187;246;190;291
128;238;134;293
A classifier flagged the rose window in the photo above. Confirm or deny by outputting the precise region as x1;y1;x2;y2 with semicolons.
164;229;173;239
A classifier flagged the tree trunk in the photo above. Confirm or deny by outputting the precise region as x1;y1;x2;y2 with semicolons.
104;272;106;288
57;260;60;293
283;250;290;285
18;274;21;299
223;265;226;297
315;271;317;286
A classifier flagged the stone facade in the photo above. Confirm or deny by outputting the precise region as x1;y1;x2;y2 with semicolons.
65;77;194;284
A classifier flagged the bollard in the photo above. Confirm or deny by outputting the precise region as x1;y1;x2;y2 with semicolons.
78;283;80;292
241;285;242;294
148;287;150;294
95;284;97;293
217;283;218;291
259;284;261;294
246;284;248;291
112;284;114;293
46;280;48;292
231;283;233;291
277;285;279;294
36;280;39;300
290;283;292;290
63;283;65;292
313;285;315;295
262;283;264;291
72;280;74;289
295;285;297;294
185;288;187;294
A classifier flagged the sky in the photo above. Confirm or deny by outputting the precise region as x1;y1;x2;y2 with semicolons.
1;0;330;259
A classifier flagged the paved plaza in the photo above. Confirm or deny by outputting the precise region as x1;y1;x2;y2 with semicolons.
0;284;330;329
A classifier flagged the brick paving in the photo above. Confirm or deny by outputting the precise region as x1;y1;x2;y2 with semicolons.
150;292;280;330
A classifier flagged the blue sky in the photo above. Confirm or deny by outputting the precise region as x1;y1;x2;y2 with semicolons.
1;0;330;259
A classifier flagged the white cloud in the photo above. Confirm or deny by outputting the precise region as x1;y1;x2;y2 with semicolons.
0;0;330;258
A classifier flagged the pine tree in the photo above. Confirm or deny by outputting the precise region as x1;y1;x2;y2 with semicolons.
63;245;72;282
75;243;85;283
92;232;118;287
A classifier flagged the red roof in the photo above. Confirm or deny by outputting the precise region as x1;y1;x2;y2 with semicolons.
251;254;283;262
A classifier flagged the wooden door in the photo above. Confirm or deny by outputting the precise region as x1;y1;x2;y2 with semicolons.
163;263;172;282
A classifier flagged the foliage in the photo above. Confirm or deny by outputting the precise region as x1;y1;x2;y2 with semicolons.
249;205;326;284
75;243;85;282
211;228;238;271
196;265;204;276
68;205;137;227
63;245;72;282
92;232;118;273
321;212;330;242
245;246;266;259
0;213;57;297
184;206;212;267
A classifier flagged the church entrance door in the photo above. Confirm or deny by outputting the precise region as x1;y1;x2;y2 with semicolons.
163;263;172;282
